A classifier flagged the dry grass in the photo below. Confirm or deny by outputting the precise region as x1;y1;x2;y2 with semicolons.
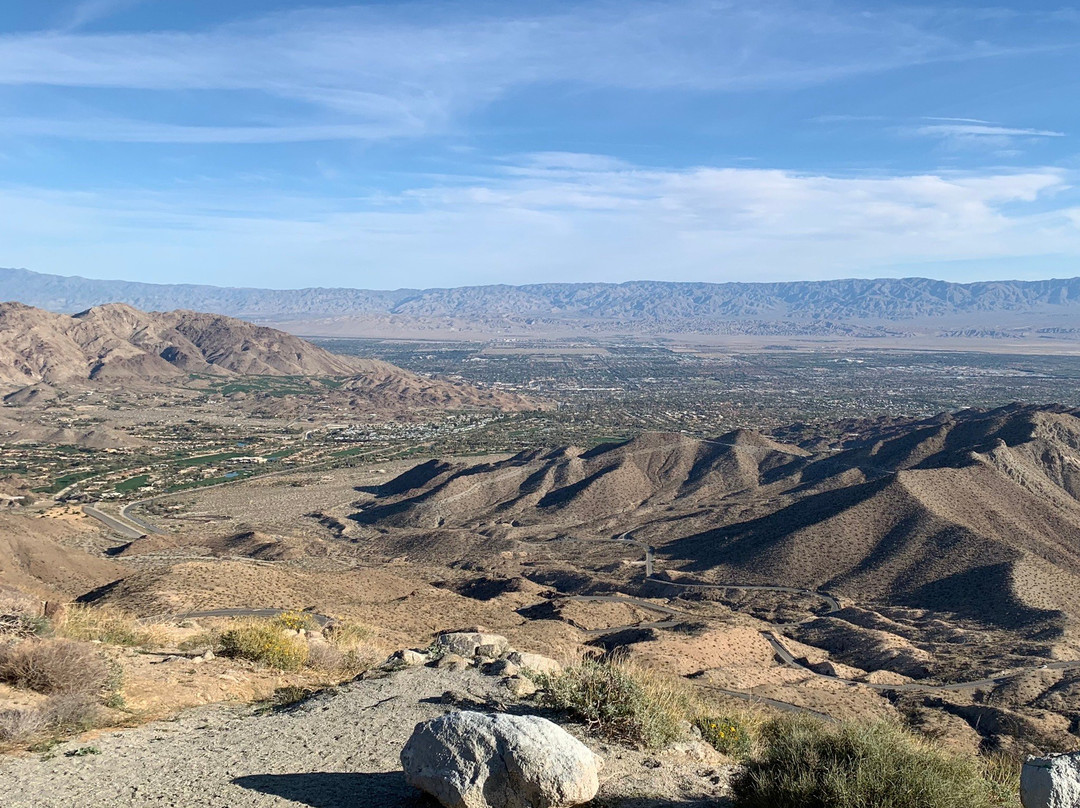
0;706;46;743
0;639;111;695
0;589;40;617
55;604;164;648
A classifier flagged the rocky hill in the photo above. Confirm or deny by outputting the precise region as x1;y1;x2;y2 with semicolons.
356;404;1080;641
0;302;363;389
5;267;1080;339
0;302;535;411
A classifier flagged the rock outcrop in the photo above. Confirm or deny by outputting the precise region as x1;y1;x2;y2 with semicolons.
401;711;600;808
1021;751;1080;808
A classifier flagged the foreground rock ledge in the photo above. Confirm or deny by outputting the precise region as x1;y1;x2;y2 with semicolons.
401;711;600;808
1022;751;1080;808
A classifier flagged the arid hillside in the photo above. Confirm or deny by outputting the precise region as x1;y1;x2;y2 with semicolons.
0;302;364;388
356;404;1080;639
0;302;536;412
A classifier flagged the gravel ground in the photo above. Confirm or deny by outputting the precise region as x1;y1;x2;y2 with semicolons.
0;665;732;807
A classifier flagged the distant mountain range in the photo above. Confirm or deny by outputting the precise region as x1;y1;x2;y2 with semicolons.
3;267;1079;341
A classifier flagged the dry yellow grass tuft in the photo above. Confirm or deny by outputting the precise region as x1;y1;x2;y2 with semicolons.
55;604;165;648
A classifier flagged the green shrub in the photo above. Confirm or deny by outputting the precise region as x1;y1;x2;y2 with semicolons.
539;656;693;749
696;714;755;759
732;715;1014;808
219;622;309;670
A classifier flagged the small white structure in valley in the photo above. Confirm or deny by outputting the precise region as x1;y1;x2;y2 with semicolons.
1021;751;1080;808
401;711;600;808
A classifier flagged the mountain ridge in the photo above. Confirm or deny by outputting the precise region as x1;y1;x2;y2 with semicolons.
354;404;1080;643
4;268;1080;340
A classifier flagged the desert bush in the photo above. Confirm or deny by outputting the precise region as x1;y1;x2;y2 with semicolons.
268;685;315;709
0;614;51;639
219;621;309;671
39;691;101;733
177;630;221;653
272;610;319;632
0;692;102;746
0;639;111;695
324;620;373;649
0;589;39;616
982;751;1023;806
0;707;46;743
55;605;163;648
539;655;695;749
731;715;1014;808
306;642;345;672
696;714;756;759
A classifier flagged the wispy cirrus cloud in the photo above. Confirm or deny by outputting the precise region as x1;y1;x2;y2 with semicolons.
915;123;1065;138
0;1;1062;144
55;0;145;33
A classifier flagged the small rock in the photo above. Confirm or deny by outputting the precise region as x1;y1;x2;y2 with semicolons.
504;675;539;698
1022;751;1080;808
437;631;510;658
435;653;470;672
484;659;521;677
201;650;215;662
401;711;600;808
440;690;472;707
507;652;562;676
392;649;429;666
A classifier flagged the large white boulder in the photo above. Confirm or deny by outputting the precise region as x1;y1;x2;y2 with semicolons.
437;632;510;658
1022;751;1080;808
401;711;600;808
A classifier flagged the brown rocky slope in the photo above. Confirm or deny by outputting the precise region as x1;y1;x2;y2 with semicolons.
0;301;536;411
354;405;1080;642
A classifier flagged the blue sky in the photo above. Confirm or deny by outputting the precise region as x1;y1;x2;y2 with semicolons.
0;0;1077;289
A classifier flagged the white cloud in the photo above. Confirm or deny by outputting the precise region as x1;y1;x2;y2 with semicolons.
57;0;144;32
915;124;1065;138
0;158;1076;287
0;1;1057;143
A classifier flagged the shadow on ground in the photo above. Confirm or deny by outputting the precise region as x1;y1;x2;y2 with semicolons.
233;772;433;807
234;772;733;808
593;798;733;807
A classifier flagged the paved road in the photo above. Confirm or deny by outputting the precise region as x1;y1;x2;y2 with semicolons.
649;577;842;613
696;684;837;723
564;594;686;635
82;505;145;539
142;608;333;628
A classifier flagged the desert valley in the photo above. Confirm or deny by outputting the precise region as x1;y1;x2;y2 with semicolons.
0;276;1079;806
3;3;1080;804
